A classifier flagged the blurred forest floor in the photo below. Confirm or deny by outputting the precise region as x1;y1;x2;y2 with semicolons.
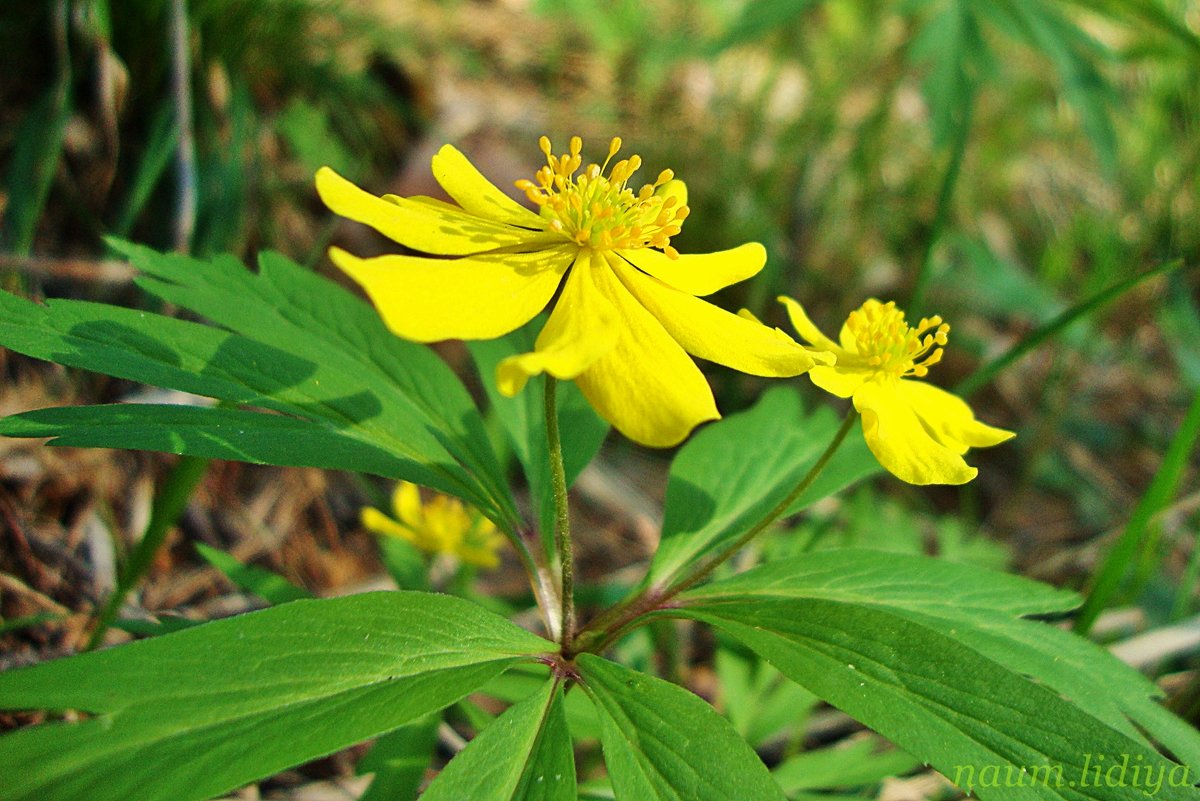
1;0;1199;797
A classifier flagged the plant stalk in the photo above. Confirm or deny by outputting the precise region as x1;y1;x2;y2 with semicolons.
85;454;209;650
573;409;858;655
544;376;575;647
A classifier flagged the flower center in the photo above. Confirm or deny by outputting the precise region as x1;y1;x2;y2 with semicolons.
515;135;690;257
846;299;949;378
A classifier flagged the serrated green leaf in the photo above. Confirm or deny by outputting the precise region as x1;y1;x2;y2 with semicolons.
421;678;575;801
194;542;312;604
578;654;785;801
356;715;440;801
469;325;609;539
0;241;515;523
0;592;552;801
648;388;879;587
118;241;515;523
676;551;1200;801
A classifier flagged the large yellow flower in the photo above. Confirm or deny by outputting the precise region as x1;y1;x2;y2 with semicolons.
316;136;825;447
780;296;1014;485
362;482;504;568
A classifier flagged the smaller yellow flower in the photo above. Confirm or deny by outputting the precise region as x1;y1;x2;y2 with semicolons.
361;482;504;568
780;296;1015;485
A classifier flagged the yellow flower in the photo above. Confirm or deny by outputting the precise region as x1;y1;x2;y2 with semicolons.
316;135;825;447
780;296;1015;485
361;482;504;568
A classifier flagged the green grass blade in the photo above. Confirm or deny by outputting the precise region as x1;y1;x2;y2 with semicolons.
1;86;70;256
1074;387;1200;634
956;260;1184;397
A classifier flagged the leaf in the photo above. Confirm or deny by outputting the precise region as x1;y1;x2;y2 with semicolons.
715;646;817;747
111;101;179;237
648;387;879;587
676;551;1200;801
981;0;1119;172
1062;0;1200;57
708;0;819;54
909;0;989;149
356;715;440;801
194;542;312;605
277;98;360;178
578;654;785;801
470;325;609;539
772;737;918;793
0;592;552;801
421;678;576;801
0;404;426;483
0;241;515;524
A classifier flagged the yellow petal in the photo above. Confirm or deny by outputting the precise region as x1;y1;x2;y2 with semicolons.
316;166;556;255
361;506;420;545
329;245;573;343
852;379;977;485
778;296;840;352
430;145;548;229
897;381;1015;453
574;258;719;447
656;178;688;209
610;255;820;377
809;365;874;398
618;243;765;297
392;481;424;528
497;251;620;395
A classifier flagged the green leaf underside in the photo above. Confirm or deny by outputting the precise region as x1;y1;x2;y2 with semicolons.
579;654;785;801
0;241;513;523
194;542;312;605
673;552;1199;801
0;592;551;801
649;387;879;586
421;679;576;801
680;549;1200;767
356;715;440;801
470;327;609;539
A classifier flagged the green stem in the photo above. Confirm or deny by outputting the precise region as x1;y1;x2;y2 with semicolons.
544;377;575;647
573;409;858;655
86;454;210;650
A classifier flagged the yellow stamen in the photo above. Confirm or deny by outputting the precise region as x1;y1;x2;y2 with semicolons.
515;135;688;256
845;299;950;379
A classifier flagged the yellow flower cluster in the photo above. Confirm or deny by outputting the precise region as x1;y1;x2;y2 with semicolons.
319;135;1012;485
361;482;504;568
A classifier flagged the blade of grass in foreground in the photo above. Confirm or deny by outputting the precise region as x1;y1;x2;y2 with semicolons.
956;260;1185;397
1074;387;1200;634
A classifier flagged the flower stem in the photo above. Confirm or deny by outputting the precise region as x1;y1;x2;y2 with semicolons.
544;376;575;646
572;408;858;655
